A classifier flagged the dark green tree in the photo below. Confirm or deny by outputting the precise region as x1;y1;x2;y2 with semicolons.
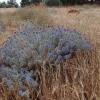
7;1;18;8
0;1;18;8
0;2;6;8
21;0;31;7
31;0;41;4
60;0;70;5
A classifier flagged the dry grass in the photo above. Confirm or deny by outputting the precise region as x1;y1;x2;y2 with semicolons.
11;7;52;25
0;49;100;100
0;5;100;100
0;8;17;14
39;49;100;100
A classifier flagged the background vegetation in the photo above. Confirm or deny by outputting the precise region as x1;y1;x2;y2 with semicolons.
20;0;100;7
0;1;18;8
0;0;100;8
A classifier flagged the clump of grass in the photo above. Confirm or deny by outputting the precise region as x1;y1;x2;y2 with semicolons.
0;7;52;32
12;7;52;25
39;48;100;100
0;48;100;100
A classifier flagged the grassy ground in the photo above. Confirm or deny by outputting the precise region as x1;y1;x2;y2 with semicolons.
0;5;100;100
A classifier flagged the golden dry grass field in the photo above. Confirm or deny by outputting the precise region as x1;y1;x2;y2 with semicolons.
0;5;100;100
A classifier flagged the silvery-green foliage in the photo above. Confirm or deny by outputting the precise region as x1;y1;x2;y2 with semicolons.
0;22;91;67
0;66;38;96
0;22;92;96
